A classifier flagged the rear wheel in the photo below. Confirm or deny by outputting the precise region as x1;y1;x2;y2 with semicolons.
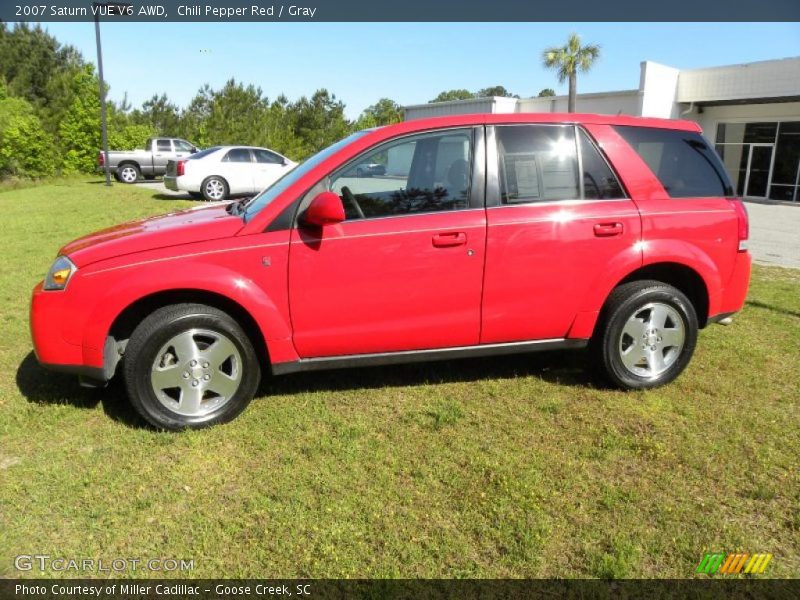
591;280;697;389
123;304;261;430
201;176;229;201
117;163;140;184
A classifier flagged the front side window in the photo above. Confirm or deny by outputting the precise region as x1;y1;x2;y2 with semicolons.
174;140;194;152
615;126;733;198
156;139;172;152
223;148;252;163
329;129;473;220
243;131;369;222
497;125;579;203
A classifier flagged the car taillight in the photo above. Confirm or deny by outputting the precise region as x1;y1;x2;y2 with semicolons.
729;199;749;252
98;152;104;166
176;160;185;177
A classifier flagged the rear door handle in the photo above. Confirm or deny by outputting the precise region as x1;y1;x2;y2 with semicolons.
593;222;624;237
432;232;467;247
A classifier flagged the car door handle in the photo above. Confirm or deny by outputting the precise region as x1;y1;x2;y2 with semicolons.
432;232;467;247
593;222;624;237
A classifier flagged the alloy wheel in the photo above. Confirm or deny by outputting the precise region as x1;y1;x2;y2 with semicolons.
120;166;138;183
617;302;685;379
150;328;242;417
205;179;225;200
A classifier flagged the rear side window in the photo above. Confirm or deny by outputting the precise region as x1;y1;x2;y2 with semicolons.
614;126;733;198
253;149;283;164
187;146;221;160
156;139;172;152
578;129;626;199
497;125;579;203
223;148;252;163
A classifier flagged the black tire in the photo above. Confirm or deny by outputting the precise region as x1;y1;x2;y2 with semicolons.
201;176;229;201
590;280;698;389
123;303;261;430
116;163;141;184
188;192;204;200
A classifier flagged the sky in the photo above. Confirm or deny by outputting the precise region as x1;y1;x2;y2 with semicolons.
38;22;800;119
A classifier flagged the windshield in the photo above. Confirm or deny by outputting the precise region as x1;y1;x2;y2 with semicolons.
243;132;367;221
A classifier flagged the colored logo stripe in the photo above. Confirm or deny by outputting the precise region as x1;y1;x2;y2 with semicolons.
697;553;772;575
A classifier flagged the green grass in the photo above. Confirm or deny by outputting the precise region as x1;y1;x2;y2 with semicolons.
0;180;798;579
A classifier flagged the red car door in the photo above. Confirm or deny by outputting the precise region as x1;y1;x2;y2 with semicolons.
288;127;487;358
481;124;642;343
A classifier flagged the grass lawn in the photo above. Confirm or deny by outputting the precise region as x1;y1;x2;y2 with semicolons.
0;180;798;579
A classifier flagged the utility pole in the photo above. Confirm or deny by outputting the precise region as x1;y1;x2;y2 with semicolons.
93;3;131;186
93;4;111;186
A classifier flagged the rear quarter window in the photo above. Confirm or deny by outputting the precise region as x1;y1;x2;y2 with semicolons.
614;126;733;198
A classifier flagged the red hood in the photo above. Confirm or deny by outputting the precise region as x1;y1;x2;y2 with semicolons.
61;204;244;267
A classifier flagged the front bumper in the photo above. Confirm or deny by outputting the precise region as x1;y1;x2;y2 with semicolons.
30;281;107;380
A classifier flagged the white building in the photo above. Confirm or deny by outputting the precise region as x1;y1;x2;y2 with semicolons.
404;57;800;202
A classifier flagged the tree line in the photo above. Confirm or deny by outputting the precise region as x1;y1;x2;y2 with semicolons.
0;24;600;180
0;24;407;179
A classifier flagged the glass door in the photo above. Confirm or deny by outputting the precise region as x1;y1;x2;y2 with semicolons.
744;144;773;198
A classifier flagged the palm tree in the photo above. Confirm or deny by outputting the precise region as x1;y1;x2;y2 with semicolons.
542;33;601;113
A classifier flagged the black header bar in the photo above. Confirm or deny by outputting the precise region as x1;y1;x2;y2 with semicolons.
3;0;800;22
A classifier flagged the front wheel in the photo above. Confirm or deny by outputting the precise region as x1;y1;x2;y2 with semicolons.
202;176;229;201
591;281;698;389
123;304;261;430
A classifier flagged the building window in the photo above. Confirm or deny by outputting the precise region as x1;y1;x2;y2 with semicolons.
770;122;800;202
715;120;800;201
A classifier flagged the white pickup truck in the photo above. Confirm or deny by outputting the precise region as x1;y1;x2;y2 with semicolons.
98;137;199;183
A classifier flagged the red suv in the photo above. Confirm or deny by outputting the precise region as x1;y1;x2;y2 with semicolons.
30;114;751;429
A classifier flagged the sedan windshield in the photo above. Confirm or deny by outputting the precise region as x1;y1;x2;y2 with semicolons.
243;132;368;221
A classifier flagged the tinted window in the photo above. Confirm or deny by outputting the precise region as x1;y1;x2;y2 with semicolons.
330;129;472;219
615;126;733;198
156;139;172;152
253;149;283;164
578;129;626;199
497;125;579;203
223;148;252;163
174;140;194;152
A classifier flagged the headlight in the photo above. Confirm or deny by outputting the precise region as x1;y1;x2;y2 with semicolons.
43;256;77;291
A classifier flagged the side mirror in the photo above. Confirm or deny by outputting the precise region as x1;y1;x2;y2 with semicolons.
190;146;198;154
302;191;345;226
